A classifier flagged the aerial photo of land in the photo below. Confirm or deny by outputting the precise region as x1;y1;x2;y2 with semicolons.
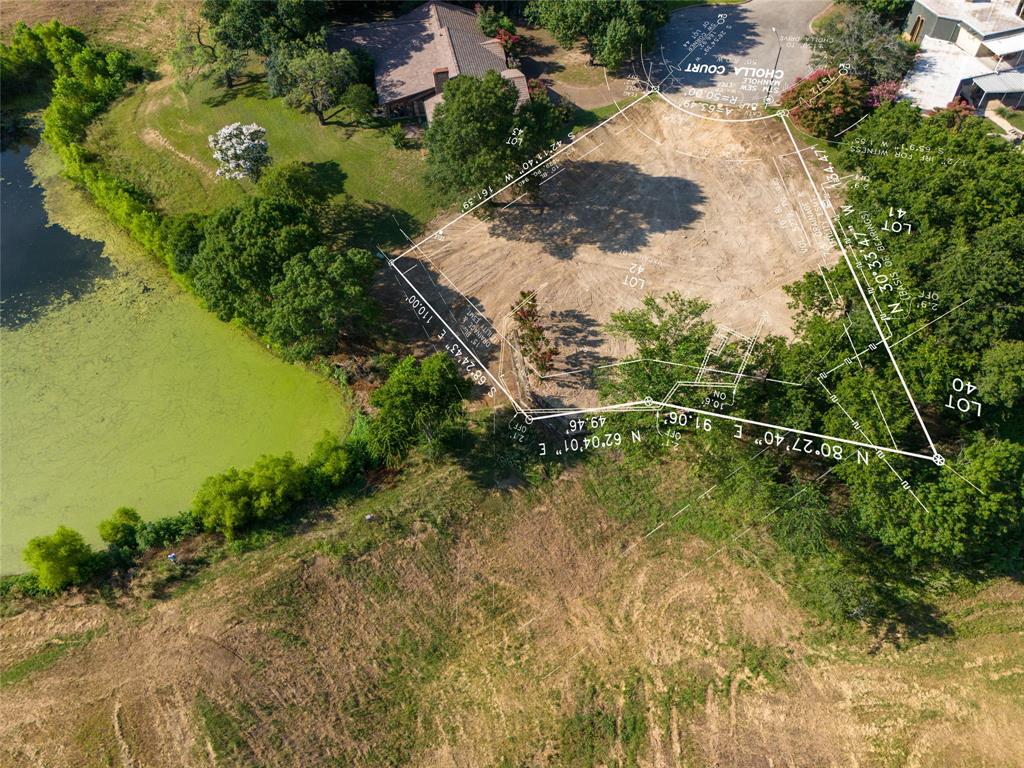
1;1;1023;766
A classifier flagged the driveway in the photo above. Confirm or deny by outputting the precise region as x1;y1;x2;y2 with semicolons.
644;0;831;105
520;0;831;110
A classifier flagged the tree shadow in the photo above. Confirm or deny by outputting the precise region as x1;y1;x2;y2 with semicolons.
203;71;268;108
518;31;566;81
449;406;587;491
549;308;614;382
306;160;349;197
329;198;420;251
487;159;706;259
643;4;761;93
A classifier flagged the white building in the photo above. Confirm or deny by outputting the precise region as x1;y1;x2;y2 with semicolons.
901;0;1024;109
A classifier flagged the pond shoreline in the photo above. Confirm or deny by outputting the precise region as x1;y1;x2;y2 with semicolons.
0;139;350;574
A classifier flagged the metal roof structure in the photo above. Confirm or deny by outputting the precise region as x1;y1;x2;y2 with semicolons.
982;29;1024;55
972;67;1024;91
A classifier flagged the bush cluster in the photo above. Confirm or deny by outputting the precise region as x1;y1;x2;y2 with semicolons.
780;68;869;139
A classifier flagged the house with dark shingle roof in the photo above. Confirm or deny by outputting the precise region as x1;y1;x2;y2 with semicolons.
327;0;529;122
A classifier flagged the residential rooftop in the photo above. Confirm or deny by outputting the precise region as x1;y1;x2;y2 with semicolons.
917;0;1024;38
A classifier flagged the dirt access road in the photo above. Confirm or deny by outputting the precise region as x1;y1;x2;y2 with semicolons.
392;97;838;410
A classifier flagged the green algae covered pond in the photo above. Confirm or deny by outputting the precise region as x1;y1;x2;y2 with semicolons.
0;141;348;573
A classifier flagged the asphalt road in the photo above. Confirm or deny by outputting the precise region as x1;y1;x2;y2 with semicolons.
640;0;831;106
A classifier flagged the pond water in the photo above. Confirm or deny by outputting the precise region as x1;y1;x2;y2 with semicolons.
0;139;347;573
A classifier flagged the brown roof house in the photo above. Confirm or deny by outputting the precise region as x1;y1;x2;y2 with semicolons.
327;0;529;121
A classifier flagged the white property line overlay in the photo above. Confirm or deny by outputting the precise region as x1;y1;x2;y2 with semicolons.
779;117;939;459
390;96;941;465
393;91;652;263
526;399;933;463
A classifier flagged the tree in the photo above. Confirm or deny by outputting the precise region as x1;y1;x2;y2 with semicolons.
477;4;516;37
191;196;318;328
98;507;143;552
804;8;915;85
0;21;53;98
780;69;868;139
596;15;632;70
840;0;913;23
201;0;326;57
600;293;720;407
425;71;521;193
255;160;337;207
281;47;358;124
367;353;471;468
526;0;666;68
161;213;206;274
306;432;364;498
208;122;271;180
979;340;1024;410
169;19;243;90
23;526;93;593
340;82;377;122
267;246;378;359
193;454;309;539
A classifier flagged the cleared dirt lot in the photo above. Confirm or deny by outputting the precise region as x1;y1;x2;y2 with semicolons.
394;98;838;408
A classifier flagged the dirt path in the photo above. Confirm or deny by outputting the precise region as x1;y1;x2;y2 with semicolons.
140;127;215;177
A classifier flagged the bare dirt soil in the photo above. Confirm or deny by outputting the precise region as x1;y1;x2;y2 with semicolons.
396;98;837;408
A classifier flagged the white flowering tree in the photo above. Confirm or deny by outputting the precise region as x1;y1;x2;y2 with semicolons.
208;122;270;180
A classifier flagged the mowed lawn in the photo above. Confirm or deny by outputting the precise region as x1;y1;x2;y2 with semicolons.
87;64;437;243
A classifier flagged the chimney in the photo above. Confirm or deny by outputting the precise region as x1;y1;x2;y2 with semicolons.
433;67;449;94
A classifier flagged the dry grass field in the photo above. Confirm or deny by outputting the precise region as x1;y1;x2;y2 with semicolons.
0;0;196;54
2;453;1022;767
395;98;838;408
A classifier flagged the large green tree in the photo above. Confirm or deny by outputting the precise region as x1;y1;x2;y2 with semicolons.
98;507;143;553
805;7;915;85
279;46;359;124
425;71;521;194
191;196;319;328
840;0;913;23
267;245;377;359
193;454;309;539
425;72;569;195
526;0;666;69
169;19;246;90
200;0;326;56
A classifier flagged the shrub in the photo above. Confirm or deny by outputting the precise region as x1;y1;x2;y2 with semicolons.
22;526;93;593
386;122;408;149
306;432;365;498
341;82;376;121
98;507;143;552
136;510;203;550
0;573;46;601
193;454;309;539
867;79;902;108
511;290;558;374
933;97;976;129
781;68;868;138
